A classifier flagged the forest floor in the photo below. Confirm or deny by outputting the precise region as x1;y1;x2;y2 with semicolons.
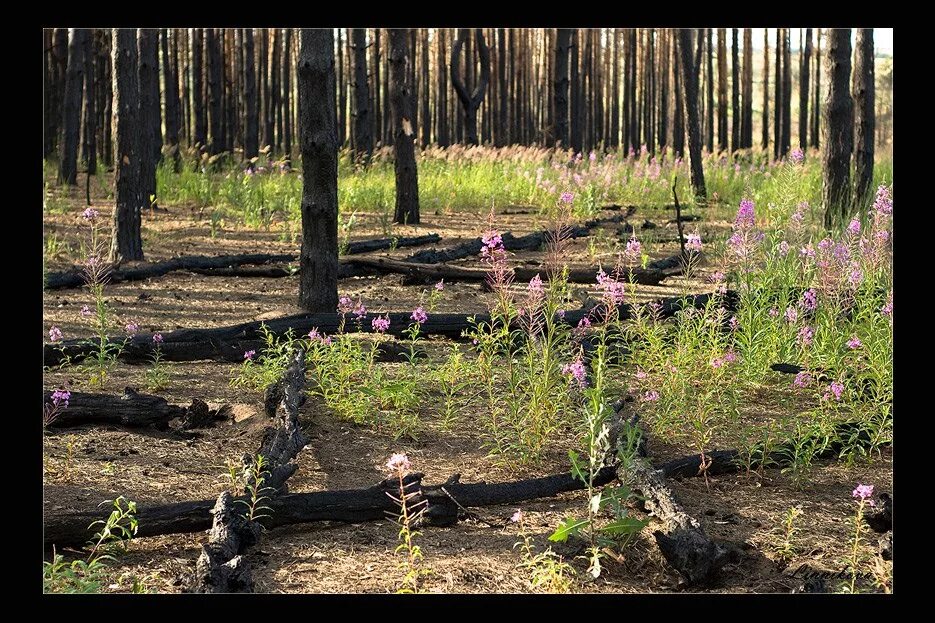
42;174;893;594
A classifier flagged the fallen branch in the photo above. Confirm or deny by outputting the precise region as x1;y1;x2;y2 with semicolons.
42;388;224;431
44;291;736;368
43;235;442;290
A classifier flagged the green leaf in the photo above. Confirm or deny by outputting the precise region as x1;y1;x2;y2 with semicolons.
548;517;589;542
568;450;587;484
600;516;649;536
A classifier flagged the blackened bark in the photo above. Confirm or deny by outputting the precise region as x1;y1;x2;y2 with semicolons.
47;29;69;158
852;29;875;212
388;29;420;224
436;29;448;147
716;29;727;153
705;29;714;153
260;29;272;150
570;29;582;152
373;29;382;145
351;29;373;162
811;30;821;149
553;29;572;147
81;30;97;175
43;29;54;158
781;29;792;157
673;38;684;157
658;30;668;150
100;30;113;164
206;28;223;155
773;29;782;159
162;29;181;171
192;29;207;150
677;29;706;201
450;29;491;146
610;29;620;148
730;28;739;153
741;28;752;149
409;28;418;141
58;28;86;185
137;28;159;205
297;29;339;313
270;29;282;154
283;28;293;160
421;29;431;147
244;29;259;161
110;28;144;262
497;28;508;146
821;29;854;229
337;29;347;147
799;29;812;149
762;28;769;150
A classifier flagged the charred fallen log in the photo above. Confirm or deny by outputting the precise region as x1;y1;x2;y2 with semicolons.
41;388;224;431
43;235;441;290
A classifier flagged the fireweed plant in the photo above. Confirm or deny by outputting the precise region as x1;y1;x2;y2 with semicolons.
385;453;430;593
512;509;576;593
841;484;876;594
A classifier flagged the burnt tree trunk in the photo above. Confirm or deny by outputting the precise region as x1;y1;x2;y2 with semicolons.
705;29;714;153
774;28;782;160
762;28;769;150
59;28;87;185
297;29;339;313
799;29;812;149
497;28;508;147
436;28;448;147
852;29;875;213
137;28;159;205
81;29;97;176
570;29;582;152
781;28;792;157
673;38;684;157
450;28;491;146
730;28;740;153
243;29;259;161
373;29;382;145
206;28;224;156
46;28;69;158
677;29;707;201
192;29;207;150
260;29;272;150
420;29;431;147
351;29;373;162
389;28;420;225
282;28;293;160
716;28;727;153
337;29;347;147
741;28;752;148
811;30;821;149
162;29;182;171
270;29;282;154
553;28;572;148
110;28;144;262
821;29;853;229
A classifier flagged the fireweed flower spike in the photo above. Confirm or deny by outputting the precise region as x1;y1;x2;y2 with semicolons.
685;232;702;253
51;389;71;408
244;350;256;360
386;453;411;472
49;326;63;342
411;307;428;324
152;333;164;344
435;280;445;291
562;358;588;388
560;191;574;205
372;315;391;333
511;509;524;523
125;322;140;335
847;336;862;350
852;484;874;503
82;207;99;221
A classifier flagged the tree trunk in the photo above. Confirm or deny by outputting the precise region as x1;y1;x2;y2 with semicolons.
110;28;144;262
781;28;792;158
741;28;753;149
762;28;769;150
243;29;259;161
799;29;812;149
351;29;373;162
270;29;282;155
570;29;582;153
43;29;54;158
450;29;491;146
811;30;821;149
436;29;448;147
677;29;707;201
730;28;739;153
337;29;347;147
46;28;69;158
297;29;339;313
553;29;572;147
705;29;714;153
192;29;207;150
260;29;272;151
137;28;159;206
282;29;293;160
81;30;97;176
206;28;223;156
421;29;431;147
373;29;382;145
852;29;875;213
716;28;728;153
162;29;182;170
389;29;420;224
821;29;854;229
658;30;669;151
673;37;684;157
58;28;87;185
497;28;508;146
774;28;782;160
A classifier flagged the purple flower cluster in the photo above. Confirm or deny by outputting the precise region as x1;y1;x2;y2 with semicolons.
82;207;99;221
481;230;507;262
435;279;445;291
560;191;574;205
596;269;626;305
799;289;818;313
846;336;862;350
624;236;642;263
562;358;587;388
642;390;660;402
685;232;703;253
353;300;367;320
727;199;763;268
337;295;353;314
411;306;428;324
527;274;544;296
823;381;845;401
852;483;875;504
793;371;810;389
735;199;756;228
784;306;798;324
48;326;63;342
80;305;92;317
371;315;391;333
244;350;256;360
51;389;71;408
153;333;164;344
797;325;814;348
386;453;411;472
789;147;805;165
126;321;140;335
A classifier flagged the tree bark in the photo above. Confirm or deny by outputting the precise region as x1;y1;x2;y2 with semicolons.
811;30;821;149
110;28;144;262
553;29;572;148
741;28;753;149
421;29;431;147
58;28;87;185
673;37;684;157
270;29;282;154
677;29;707;201
192;29;207;150
781;28;792;158
282;28;293;160
47;29;69;158
730;28;740;153
389;29;420;225
350;29;373;162
762;28;769;151
774;28;782;160
243;29;259;161
852;29;875;213
798;29;812;149
704;29;714;153
450;29;491;147
81;29;97;176
44;388;194;431
137;28;159;205
436;29;448;147
716;28;728;153
297;29;339;313
162;29;182;171
821;29;854;229
206;28;224;155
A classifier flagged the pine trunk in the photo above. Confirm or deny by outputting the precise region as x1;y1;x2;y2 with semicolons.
58;28;86;185
852;29;875;212
388;29;420;225
110;28;144;262
677;29;707;201
351;28;373;162
821;29;854;229
138;28;159;204
716;28;727;153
